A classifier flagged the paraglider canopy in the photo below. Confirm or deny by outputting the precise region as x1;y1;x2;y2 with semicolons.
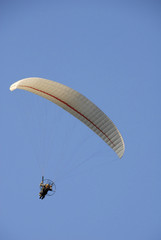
10;77;125;158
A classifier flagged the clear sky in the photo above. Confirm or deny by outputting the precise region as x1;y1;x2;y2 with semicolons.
0;1;161;240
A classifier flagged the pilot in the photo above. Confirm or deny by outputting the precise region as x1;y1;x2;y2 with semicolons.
39;178;52;199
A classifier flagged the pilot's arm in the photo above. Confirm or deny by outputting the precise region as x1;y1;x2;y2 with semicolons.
40;182;44;187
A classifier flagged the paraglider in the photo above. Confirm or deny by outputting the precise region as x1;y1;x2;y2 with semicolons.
10;77;125;199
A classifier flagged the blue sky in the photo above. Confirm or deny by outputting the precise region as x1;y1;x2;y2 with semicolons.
0;1;161;239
